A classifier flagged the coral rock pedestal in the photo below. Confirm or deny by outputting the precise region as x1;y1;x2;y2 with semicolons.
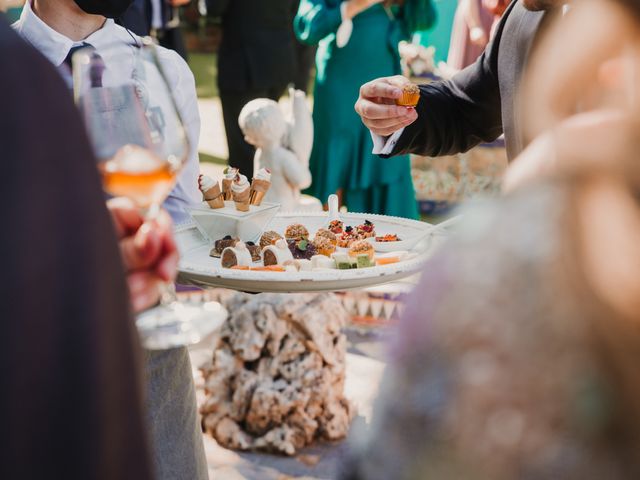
200;293;353;455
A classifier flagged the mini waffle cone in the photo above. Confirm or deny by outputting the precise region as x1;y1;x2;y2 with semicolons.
250;179;271;205
233;187;251;211
250;190;266;206
203;184;224;209
222;178;234;200
206;196;225;209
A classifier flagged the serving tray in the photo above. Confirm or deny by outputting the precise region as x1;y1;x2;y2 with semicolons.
176;211;446;293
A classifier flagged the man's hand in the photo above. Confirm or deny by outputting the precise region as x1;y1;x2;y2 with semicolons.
355;75;419;137
108;198;179;313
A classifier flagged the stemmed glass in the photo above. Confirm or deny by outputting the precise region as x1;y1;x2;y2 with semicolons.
72;39;226;349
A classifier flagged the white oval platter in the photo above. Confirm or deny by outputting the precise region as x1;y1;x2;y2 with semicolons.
175;212;446;293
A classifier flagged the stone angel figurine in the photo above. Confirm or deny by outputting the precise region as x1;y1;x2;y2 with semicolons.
239;88;320;212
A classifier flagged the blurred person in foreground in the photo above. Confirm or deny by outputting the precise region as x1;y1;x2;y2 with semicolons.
295;0;435;218
0;12;166;479
355;0;562;162
503;0;640;192
206;0;297;180
13;2;208;479
341;0;640;478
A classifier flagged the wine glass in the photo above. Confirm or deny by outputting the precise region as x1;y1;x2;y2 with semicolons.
72;39;226;350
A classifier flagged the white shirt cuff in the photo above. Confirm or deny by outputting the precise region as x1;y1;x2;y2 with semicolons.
371;128;405;155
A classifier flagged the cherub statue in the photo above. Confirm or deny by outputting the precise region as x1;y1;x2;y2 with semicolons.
398;41;436;78
239;88;320;212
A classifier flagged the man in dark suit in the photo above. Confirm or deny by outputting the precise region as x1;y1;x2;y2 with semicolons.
0;12;179;480
355;0;563;162
206;0;297;179
120;0;189;60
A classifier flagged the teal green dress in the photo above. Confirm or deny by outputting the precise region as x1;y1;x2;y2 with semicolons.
295;1;420;219
414;0;457;64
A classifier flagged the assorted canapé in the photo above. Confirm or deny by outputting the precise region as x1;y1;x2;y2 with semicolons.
208;219;410;272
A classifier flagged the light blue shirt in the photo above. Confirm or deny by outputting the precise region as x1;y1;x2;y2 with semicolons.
14;1;201;225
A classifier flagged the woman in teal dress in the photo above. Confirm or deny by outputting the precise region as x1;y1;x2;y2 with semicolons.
414;0;457;64
295;0;434;219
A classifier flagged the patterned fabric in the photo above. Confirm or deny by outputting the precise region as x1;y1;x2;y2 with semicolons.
342;181;640;479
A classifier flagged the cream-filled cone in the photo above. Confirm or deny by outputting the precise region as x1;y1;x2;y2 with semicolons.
222;179;234;201
234;189;250;211
232;174;251;212
250;168;271;205
222;167;238;201
250;179;271;205
198;174;225;209
204;184;224;209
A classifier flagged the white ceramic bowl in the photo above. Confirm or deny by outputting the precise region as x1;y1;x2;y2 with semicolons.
188;201;281;243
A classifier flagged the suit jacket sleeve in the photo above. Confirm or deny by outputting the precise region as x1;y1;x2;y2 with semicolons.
294;0;343;46
386;4;509;158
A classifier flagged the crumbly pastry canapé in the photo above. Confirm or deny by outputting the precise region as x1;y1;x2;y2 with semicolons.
395;83;420;107
284;223;309;241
